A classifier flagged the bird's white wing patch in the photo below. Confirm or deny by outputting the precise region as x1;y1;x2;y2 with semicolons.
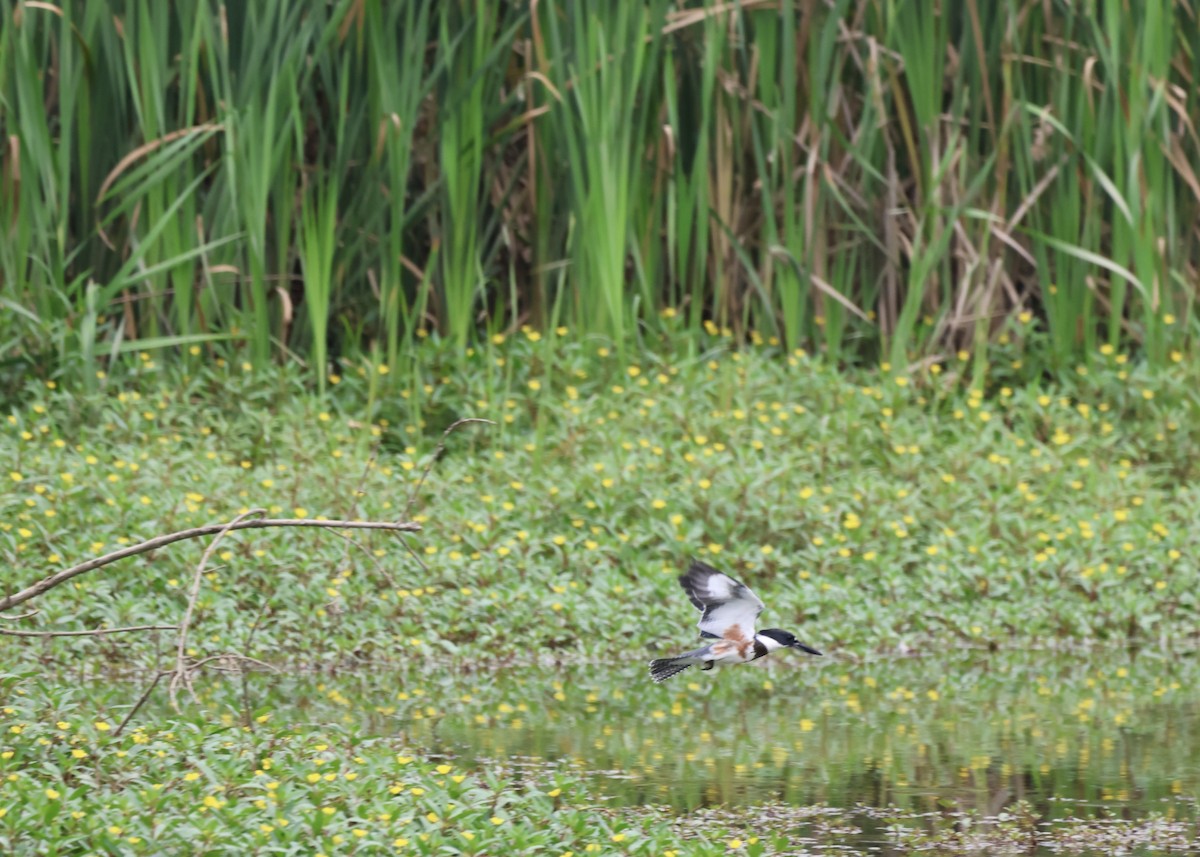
678;561;765;641
699;573;737;601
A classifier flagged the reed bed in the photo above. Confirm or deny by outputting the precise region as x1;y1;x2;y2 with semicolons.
2;0;1198;387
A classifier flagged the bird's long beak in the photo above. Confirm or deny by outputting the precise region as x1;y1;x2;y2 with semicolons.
791;641;823;656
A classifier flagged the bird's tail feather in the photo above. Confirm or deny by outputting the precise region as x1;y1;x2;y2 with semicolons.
648;656;695;683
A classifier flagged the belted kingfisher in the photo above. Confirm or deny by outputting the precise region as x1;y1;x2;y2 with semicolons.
648;560;822;683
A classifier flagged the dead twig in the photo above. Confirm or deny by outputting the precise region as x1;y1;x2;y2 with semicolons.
336;439;400;590
0;624;177;638
113;670;169;738
0;517;422;613
402;418;494;521
117;653;278;738
188;652;277;673
394;533;431;576
9;500;431;730
327;528;400;589
170;509;264;711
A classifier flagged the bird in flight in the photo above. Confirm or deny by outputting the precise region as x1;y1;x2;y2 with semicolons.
648;560;822;683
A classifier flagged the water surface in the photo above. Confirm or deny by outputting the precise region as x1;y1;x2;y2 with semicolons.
122;648;1200;853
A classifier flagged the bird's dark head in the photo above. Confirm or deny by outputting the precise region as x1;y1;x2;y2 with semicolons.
758;628;822;656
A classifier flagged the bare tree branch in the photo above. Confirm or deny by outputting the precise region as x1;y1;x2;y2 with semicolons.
0;624;177;638
171;509;265;710
402;418;494;520
0;517;422;613
338;439;388;588
394;533;431;575
114;671;168;738
327;526;399;589
188;652;277;673
5;443;456;732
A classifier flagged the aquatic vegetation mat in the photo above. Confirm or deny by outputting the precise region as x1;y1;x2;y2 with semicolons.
4;348;1200;853
3;658;1199;855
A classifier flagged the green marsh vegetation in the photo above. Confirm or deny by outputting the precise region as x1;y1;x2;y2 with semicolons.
2;0;1199;387
4;341;1200;853
4;0;1200;853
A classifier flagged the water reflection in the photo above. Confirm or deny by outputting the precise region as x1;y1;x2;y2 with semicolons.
152;648;1200;822
401;651;1200;822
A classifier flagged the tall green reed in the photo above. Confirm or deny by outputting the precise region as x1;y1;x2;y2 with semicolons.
541;0;667;348
365;0;436;373
3;0;1199;391
435;1;516;351
660;10;724;340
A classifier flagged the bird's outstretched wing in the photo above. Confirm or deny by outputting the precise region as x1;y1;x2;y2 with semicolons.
678;560;765;642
